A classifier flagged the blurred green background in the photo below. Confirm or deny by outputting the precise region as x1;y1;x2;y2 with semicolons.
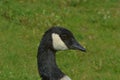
0;0;120;80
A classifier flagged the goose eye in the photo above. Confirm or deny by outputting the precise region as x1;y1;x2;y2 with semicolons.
61;34;69;40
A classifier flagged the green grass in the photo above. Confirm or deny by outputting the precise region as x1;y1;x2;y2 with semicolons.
0;0;120;80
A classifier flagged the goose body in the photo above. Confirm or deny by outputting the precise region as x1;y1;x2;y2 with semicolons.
37;27;86;80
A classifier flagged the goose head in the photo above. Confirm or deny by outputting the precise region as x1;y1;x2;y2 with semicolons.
51;27;86;52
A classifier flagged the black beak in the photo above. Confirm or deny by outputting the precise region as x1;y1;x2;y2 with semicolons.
70;39;86;52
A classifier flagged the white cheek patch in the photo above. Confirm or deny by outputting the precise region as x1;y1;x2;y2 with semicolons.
60;75;71;80
52;33;68;50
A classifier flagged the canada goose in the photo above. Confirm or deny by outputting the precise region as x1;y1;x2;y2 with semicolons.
37;26;86;80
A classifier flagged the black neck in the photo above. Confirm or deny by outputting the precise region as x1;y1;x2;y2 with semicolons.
37;47;65;80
